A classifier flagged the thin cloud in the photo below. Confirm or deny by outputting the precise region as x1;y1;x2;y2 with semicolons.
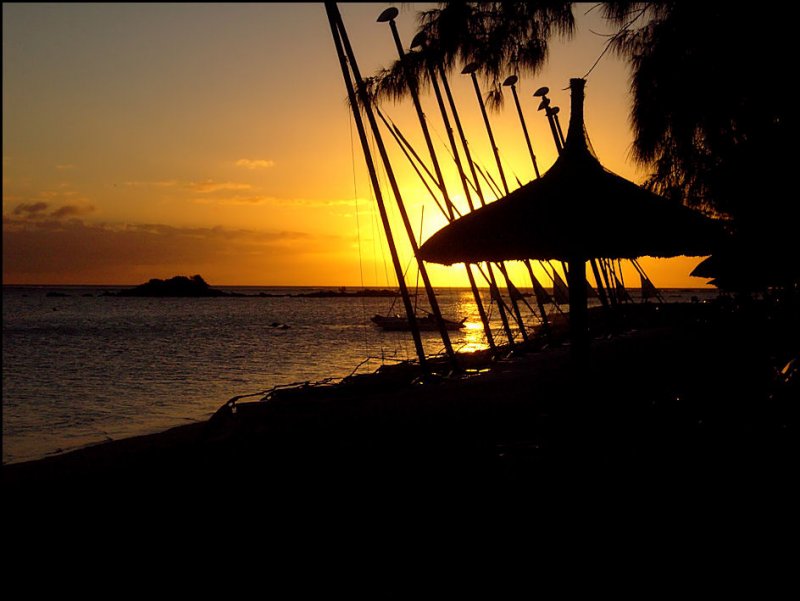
55;164;76;171
186;179;253;193
235;159;276;170
7;201;95;222
13;202;49;217
50;204;95;219
190;195;271;206
188;195;361;208
120;179;260;194
275;197;361;208
122;180;179;188
2;215;357;285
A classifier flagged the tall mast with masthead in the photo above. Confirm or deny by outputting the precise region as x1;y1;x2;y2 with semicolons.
325;2;459;373
377;7;497;353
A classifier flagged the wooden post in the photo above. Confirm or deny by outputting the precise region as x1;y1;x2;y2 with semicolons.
325;3;429;372
566;257;589;355
437;63;516;347
381;20;496;354
337;6;462;372
504;76;541;179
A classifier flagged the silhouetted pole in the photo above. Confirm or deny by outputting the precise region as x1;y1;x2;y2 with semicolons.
434;58;517;347
380;10;454;220
501;74;553;336
567;254;589;356
325;2;428;372
535;85;610;312
329;3;461;373
462;62;510;196
344;7;460;371
375;107;442;211
533;87;563;154
502;75;540;178
436;63;481;208
552;106;566;147
461;62;533;342
467;63;561;342
564;78;592;355
405;32;498;351
378;10;495;354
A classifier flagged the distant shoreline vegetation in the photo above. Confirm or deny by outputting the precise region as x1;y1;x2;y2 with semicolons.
101;275;401;298
7;279;715;298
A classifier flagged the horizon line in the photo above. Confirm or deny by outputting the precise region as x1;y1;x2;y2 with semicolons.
2;282;716;290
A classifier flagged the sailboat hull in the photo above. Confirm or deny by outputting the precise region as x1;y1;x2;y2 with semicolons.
371;314;466;331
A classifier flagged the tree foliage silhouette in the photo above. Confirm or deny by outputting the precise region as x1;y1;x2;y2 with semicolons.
370;1;794;274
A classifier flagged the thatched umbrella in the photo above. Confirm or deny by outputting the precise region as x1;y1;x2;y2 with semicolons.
691;238;800;292
419;78;723;348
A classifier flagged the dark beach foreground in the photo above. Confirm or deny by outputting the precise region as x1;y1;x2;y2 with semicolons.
4;300;797;531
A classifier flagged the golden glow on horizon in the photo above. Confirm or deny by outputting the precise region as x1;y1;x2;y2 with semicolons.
2;3;713;288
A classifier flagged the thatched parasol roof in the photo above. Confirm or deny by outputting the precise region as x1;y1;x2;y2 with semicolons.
691;238;800;292
419;78;722;266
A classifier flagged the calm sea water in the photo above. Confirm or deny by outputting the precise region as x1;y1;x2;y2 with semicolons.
2;284;716;464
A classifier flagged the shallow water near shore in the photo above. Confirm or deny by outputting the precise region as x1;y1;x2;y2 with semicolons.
2;285;715;464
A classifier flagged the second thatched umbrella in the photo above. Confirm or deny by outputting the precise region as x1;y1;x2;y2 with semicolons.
691;236;800;293
419;78;723;348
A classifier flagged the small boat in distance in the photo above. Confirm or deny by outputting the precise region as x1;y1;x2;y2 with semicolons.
371;313;466;332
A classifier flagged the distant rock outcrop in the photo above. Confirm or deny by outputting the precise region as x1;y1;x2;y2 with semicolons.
116;275;230;297
111;276;401;298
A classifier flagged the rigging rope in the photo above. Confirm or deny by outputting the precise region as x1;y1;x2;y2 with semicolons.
581;6;649;80
349;111;372;359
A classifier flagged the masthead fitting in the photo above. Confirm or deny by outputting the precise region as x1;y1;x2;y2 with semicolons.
376;7;399;22
537;97;551;111
551;106;560;115
502;75;518;86
461;62;479;75
533;86;549;97
410;31;427;50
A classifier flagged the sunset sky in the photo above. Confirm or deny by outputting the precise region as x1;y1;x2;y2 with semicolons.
3;2;711;288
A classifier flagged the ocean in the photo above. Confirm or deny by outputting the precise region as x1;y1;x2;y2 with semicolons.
2;284;717;464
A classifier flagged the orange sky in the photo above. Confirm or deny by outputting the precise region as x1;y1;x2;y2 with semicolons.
2;3;712;288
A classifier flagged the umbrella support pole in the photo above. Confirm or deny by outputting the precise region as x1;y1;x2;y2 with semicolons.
567;258;590;357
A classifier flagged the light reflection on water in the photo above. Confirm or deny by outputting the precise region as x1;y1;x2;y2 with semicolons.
2;285;716;464
459;321;492;354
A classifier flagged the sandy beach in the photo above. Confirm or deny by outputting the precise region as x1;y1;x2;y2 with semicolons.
4;300;796;515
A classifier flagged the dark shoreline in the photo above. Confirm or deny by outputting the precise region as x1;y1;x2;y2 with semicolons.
4;300;796;509
45;288;402;298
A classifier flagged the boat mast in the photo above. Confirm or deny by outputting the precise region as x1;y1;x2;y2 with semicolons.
501;74;552;336
325;2;428;373
502;75;541;179
462;63;534;343
432;58;517;347
533;87;563;154
462;63;510;195
467;63;566;342
327;3;459;372
377;8;496;353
